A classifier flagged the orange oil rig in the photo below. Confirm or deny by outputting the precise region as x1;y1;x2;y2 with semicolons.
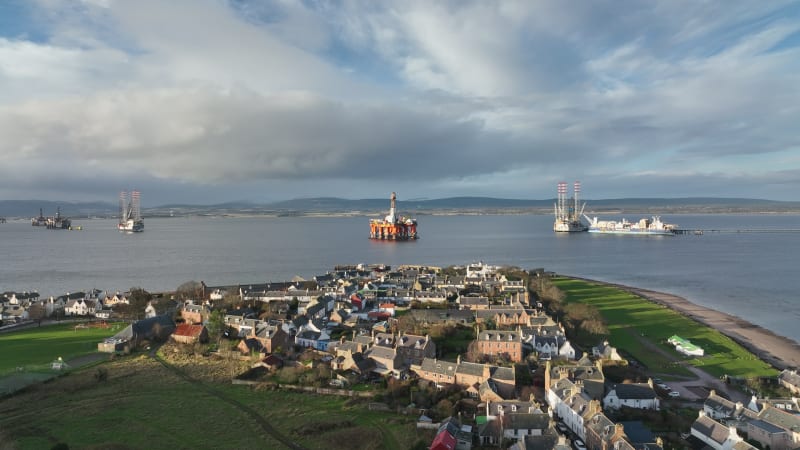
369;192;418;240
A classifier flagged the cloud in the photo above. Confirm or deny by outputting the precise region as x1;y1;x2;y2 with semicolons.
0;0;798;202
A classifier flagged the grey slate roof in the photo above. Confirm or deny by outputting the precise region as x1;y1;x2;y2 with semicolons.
692;415;730;445
419;358;458;378
611;384;657;400
505;413;550;431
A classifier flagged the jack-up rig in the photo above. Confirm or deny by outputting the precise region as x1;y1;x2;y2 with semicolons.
369;192;418;240
118;190;144;232
553;181;588;232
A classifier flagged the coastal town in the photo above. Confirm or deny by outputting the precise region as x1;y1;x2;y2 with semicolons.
2;262;799;450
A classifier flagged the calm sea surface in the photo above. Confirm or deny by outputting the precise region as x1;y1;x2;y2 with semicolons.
1;214;798;343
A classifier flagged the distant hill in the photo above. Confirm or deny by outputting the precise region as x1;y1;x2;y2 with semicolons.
0;200;117;218
2;197;799;219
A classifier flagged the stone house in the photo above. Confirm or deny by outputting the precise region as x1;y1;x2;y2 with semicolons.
778;369;800;395
748;405;800;450
476;330;523;362
171;324;208;344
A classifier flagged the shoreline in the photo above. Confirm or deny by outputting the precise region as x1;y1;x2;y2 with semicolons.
571;276;800;371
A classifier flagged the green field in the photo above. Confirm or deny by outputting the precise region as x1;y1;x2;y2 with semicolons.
0;356;425;450
553;278;777;379
0;322;125;374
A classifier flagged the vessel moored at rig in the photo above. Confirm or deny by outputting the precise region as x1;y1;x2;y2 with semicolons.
553;181;588;232
369;192;418;240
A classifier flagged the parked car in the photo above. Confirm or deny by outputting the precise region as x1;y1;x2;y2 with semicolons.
573;438;587;450
668;390;681;397
556;423;569;435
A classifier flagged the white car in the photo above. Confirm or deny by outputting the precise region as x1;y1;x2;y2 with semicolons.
668;390;680;397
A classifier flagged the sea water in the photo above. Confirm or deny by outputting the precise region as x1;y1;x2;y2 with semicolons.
1;213;798;342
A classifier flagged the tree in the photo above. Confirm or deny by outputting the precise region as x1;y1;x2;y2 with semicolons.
28;303;47;326
176;280;203;301
206;309;225;346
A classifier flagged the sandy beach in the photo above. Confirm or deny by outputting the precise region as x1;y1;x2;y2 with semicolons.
582;278;800;371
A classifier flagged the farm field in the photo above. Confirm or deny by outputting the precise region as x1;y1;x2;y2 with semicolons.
553;278;777;379
0;356;425;450
0;322;125;375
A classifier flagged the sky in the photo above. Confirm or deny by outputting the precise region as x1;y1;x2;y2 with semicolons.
0;0;799;205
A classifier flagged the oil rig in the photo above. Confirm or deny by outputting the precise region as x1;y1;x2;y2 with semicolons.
31;207;71;229
553;181;587;232
369;192;418;240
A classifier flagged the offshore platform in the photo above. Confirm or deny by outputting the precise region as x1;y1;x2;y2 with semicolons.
369;192;418;240
553;181;588;232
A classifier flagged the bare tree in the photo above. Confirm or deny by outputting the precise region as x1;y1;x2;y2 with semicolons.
28;303;47;326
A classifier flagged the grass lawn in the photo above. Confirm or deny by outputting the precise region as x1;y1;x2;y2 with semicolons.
553;278;777;379
0;356;424;450
0;322;126;375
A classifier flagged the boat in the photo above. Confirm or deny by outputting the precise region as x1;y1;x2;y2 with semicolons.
583;215;677;236
369;192;418;240
553;181;588;232
46;208;72;230
118;190;144;232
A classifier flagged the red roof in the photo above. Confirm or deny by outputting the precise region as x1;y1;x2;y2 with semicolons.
379;303;395;309
430;430;456;450
174;323;205;338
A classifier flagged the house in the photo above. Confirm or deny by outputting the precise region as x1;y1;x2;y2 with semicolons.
476;330;523;362
458;296;490;310
103;292;129;306
544;360;606;401
144;302;157;318
691;411;746;450
1;304;28;321
181;303;207;325
294;321;330;351
778;369;800;395
704;390;743;420
501;413;550;439
414;357;515;399
408;309;474;326
585;414;628;450
371;332;436;366
592;340;623;361
115;315;176;348
508;432;568;450
748;405;800;450
430;417;472;450
603;381;660;410
367;345;404;378
65;298;96;316
171;324;208;344
530;334;576;360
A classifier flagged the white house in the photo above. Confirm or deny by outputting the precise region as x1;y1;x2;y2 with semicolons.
65;299;97;316
691;411;745;450
603;382;660;410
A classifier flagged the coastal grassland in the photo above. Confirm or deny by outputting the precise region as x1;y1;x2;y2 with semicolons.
0;356;422;450
0;322;126;374
552;278;777;379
